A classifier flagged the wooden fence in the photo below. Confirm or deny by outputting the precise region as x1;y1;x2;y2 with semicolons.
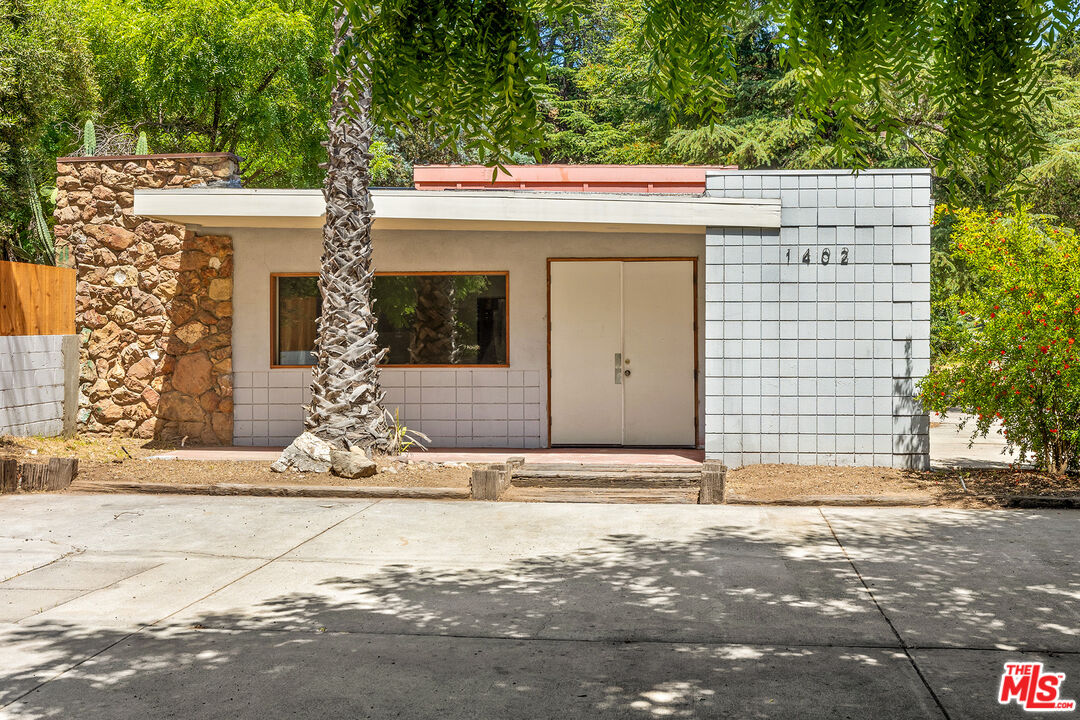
0;260;76;336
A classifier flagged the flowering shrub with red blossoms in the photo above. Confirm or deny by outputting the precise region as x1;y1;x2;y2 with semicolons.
920;208;1080;474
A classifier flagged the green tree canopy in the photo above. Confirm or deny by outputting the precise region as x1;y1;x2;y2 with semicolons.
344;0;1079;194
82;0;332;186
0;0;95;261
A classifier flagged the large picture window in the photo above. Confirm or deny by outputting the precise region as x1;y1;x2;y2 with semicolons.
271;272;508;367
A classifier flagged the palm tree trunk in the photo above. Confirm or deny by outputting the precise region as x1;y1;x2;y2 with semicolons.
303;0;390;451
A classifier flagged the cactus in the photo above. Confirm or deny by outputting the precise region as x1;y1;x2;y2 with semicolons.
135;131;149;155
83;119;96;156
23;160;56;262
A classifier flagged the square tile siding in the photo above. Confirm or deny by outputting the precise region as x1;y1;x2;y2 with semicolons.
704;169;932;469
232;368;543;448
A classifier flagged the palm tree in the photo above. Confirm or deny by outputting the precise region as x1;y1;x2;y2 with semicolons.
301;3;391;452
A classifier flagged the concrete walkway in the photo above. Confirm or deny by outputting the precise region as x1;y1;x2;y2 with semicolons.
1;495;1077;718
154;413;1010;468
155;446;707;465
929;413;1021;468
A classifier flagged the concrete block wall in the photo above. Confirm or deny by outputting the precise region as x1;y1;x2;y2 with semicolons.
704;169;932;469
0;335;78;437
232;368;543;448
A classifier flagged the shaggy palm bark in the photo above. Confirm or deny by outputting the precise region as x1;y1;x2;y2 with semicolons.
303;3;390;451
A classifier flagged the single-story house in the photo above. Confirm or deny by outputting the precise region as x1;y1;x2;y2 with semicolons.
54;156;932;469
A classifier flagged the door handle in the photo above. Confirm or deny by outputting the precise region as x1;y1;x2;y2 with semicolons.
623;369;631;377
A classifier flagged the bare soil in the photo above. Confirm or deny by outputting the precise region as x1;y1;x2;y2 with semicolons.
3;435;1078;503
727;464;938;500
728;463;1080;507
0;435;471;488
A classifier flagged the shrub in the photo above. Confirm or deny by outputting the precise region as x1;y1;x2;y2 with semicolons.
919;208;1080;474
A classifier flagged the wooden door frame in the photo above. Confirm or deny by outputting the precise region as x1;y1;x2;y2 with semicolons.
546;256;700;448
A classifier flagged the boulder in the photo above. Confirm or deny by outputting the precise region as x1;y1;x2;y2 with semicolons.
171;352;213;395
174;321;208;344
208;278;232;301
157;391;204;423
331;449;377;479
85;224;136;251
270;432;333;473
87;321;122;359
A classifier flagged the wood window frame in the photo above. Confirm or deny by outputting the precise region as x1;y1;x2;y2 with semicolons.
270;272;321;369
270;270;511;369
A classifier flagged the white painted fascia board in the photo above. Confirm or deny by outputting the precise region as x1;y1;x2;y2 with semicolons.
134;188;781;230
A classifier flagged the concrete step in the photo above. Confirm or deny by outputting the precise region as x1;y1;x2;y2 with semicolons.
510;463;701;474
509;462;702;489
511;473;700;488
501;487;698;504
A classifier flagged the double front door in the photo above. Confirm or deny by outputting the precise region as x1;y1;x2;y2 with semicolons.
549;259;696;446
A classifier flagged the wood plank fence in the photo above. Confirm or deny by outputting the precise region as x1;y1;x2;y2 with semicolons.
0;260;76;336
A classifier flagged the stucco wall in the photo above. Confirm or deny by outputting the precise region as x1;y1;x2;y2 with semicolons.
704;169;932;469
0;335;78;437
223;227;707;447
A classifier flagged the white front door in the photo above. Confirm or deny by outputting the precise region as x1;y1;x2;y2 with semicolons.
549;259;696;446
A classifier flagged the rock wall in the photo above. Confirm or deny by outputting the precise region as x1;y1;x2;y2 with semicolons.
53;153;239;444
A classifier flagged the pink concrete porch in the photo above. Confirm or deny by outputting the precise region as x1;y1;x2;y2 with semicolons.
151;447;704;466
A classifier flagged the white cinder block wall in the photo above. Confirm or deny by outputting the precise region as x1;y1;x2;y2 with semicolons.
0;335;74;437
704;169;932;469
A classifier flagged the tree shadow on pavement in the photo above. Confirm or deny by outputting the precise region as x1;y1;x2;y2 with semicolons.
2;508;1078;719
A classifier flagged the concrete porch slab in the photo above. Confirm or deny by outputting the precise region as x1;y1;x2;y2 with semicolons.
152;446;706;465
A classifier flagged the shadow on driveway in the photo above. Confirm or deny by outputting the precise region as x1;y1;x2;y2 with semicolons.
2;506;1078;719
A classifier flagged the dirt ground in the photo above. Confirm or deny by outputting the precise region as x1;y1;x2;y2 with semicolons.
0;435;472;488
728;463;1080;506
727;464;938;500
2;435;1078;501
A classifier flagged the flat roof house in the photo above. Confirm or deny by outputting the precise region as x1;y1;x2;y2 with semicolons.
55;156;932;469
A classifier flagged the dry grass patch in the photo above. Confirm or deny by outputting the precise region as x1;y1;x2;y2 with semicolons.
0;435;471;489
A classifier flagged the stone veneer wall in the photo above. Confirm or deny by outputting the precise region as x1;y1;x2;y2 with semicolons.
53;153;240;444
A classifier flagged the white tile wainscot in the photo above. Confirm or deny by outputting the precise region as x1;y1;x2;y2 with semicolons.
232;367;543;448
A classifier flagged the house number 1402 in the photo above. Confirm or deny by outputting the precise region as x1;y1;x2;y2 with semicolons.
786;248;849;265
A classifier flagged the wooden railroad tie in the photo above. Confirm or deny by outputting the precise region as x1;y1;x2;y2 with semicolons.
0;457;79;494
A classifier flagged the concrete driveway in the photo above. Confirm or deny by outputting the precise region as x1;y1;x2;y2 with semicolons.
0;495;1077;719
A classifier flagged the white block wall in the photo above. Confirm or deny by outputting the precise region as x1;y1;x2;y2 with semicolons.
233;367;543;448
704;169;932;469
0;335;69;437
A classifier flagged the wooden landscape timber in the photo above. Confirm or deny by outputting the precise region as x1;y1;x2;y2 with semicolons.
0;457;79;493
698;461;726;504
69;480;469;500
